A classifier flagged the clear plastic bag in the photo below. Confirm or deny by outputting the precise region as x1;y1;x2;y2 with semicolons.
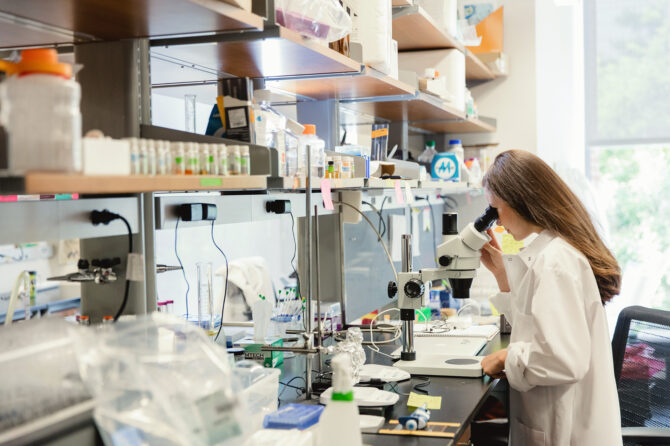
275;0;352;42
0;318;91;432
325;327;366;383
73;314;249;446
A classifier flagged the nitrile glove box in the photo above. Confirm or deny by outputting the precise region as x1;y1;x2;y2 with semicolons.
233;336;283;368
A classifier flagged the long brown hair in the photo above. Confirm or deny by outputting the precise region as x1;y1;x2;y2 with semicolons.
482;150;621;304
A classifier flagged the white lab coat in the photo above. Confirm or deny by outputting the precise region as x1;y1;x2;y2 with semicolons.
490;230;622;446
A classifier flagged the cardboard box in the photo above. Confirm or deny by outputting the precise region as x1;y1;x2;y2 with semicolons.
234;336;284;368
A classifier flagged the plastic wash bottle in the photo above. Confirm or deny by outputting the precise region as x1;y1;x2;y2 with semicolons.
317;353;362;446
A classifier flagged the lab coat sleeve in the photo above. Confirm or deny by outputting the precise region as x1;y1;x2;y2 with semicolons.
505;265;592;393
489;292;514;325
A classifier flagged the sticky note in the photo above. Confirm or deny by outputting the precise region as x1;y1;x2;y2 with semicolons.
321;178;334;210
395;180;405;204
404;182;414;204
407;392;442;410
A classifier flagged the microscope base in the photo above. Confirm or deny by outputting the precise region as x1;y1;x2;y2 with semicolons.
394;354;483;378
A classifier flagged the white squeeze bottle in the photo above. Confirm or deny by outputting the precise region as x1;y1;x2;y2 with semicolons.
318;353;362;446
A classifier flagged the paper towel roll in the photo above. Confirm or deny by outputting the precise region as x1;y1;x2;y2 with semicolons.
357;0;391;66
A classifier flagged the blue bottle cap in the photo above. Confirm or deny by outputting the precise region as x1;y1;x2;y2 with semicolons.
449;139;462;145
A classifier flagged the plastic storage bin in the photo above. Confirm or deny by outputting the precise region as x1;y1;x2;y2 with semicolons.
235;362;281;432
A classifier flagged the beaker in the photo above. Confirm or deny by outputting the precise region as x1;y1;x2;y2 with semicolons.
196;262;213;333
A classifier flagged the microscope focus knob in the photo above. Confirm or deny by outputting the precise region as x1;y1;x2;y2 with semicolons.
439;255;453;267
388;281;398;298
404;279;425;299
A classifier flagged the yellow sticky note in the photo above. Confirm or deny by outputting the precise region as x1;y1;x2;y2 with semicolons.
407;392;442;410
501;233;524;254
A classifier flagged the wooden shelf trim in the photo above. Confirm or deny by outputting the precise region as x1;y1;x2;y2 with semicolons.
22;173;269;194
392;5;463;52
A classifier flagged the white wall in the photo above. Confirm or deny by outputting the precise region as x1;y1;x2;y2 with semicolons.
535;0;585;172
470;0;538;155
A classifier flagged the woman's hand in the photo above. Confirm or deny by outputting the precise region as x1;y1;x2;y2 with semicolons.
481;349;507;378
480;229;510;292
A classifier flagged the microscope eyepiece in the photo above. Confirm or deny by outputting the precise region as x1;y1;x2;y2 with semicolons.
474;206;498;232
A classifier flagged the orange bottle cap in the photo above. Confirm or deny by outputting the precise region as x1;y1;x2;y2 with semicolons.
302;124;316;135
2;49;72;78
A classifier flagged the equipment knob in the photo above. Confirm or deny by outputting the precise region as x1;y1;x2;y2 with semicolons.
77;259;89;270
388;281;398;298
404;279;425;299
439;256;453;267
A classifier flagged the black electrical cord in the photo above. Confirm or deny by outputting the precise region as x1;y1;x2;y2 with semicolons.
378;195;389;237
113;215;133;321
278;375;307;407
439;194;459;210
174;216;190;319
89;210;133;322
211;219;229;342
287;210;305;330
362;200;387;239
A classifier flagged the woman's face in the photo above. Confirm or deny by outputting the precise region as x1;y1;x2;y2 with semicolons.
484;188;542;241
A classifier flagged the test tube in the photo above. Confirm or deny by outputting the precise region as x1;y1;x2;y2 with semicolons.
196;262;213;333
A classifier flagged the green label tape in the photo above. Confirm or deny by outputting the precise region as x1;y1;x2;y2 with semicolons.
200;178;223;187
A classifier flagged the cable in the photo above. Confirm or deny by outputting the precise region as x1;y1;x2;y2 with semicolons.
362;200;386;239
113;215;133;321
287;210;306;330
439;194;459;210
211;219;229;342
174;216;190;319
332;200;398;282
367;307;401;359
378;196;389;237
278;376;307;404
89;210;133;322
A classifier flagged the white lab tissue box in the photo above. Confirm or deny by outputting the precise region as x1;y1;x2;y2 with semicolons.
82;137;130;175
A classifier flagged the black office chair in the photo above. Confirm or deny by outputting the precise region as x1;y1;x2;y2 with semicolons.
612;305;670;445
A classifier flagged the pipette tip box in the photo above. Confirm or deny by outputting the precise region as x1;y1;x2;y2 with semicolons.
263;404;325;430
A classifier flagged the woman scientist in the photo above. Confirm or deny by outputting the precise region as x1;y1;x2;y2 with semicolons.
479;150;622;445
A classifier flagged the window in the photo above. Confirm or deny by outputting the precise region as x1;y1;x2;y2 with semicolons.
585;0;670;311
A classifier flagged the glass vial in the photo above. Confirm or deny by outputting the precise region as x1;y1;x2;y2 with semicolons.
196;262;213;332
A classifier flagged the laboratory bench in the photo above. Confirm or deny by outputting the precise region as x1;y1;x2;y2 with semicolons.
278;333;510;445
